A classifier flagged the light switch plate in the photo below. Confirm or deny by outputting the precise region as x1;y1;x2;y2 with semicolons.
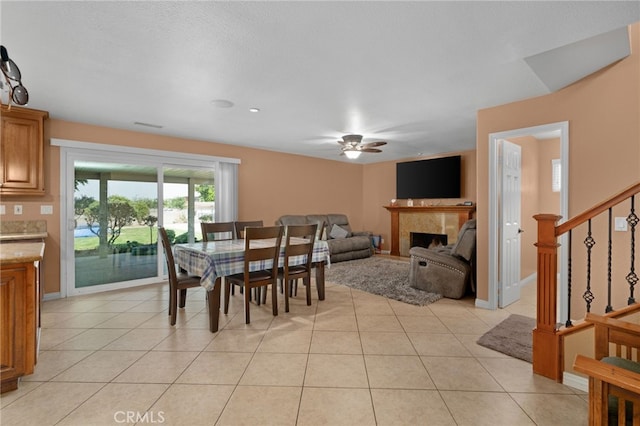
615;217;628;232
14;205;23;215
0;205;5;215
41;205;53;215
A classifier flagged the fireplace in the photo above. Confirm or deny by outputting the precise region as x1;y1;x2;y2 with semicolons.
410;232;448;250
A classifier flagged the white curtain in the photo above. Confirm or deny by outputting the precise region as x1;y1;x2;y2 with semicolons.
215;162;238;222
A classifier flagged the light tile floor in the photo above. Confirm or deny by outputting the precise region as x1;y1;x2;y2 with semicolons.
0;276;587;425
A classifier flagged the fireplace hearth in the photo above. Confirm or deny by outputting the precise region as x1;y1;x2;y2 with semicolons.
410;232;448;249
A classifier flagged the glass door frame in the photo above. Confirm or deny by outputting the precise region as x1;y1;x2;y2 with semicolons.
57;139;239;298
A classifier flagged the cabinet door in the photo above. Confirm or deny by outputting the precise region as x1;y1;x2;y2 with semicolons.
0;265;27;392
0;107;48;195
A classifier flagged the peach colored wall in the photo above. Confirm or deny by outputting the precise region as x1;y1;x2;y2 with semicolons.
475;23;640;303
361;150;477;252
537;138;561;215
2;118;477;296
4;119;368;295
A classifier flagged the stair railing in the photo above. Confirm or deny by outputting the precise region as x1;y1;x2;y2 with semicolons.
533;181;640;381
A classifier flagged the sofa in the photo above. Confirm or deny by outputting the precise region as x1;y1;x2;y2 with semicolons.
275;214;374;263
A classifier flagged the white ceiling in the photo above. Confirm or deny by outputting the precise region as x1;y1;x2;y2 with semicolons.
1;1;638;164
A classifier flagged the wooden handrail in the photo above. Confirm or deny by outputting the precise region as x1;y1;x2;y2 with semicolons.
556;181;640;236
534;180;640;381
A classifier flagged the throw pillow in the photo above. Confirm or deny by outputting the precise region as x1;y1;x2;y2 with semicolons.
330;223;349;239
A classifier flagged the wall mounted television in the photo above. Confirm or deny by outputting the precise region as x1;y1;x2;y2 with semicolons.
396;155;461;199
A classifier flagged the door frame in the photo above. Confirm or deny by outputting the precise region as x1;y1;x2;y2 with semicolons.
54;138;239;298
485;121;569;315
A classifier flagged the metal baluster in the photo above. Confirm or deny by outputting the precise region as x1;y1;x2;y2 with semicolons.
583;220;595;312
628;195;638;304
566;230;573;327
606;208;613;313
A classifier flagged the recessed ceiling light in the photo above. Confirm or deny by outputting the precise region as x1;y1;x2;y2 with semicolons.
249;107;260;113
211;99;234;108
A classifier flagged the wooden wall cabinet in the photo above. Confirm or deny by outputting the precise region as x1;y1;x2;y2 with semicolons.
0;106;49;195
0;260;39;393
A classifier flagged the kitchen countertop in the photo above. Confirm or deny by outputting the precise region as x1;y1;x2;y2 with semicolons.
0;232;48;242
0;242;45;264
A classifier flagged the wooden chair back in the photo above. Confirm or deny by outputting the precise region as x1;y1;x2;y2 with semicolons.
158;227;178;285
591;313;640;362
574;313;640;425
201;221;234;242
227;225;283;323
280;223;317;310
243;225;284;269
283;223;317;269
234;220;264;239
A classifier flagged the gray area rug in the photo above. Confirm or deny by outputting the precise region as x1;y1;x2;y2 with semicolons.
477;314;535;363
325;257;442;306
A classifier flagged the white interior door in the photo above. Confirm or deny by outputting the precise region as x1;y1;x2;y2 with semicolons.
499;139;522;307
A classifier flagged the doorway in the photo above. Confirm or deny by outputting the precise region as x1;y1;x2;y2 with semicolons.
486;122;569;318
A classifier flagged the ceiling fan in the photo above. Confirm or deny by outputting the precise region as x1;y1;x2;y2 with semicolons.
338;134;387;159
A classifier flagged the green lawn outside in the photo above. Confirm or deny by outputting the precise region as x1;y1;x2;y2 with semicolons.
74;226;157;251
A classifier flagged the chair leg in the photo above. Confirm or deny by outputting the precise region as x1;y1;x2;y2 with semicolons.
244;285;251;324
170;290;178;326
271;283;278;317
224;281;231;314
179;289;187;308
305;276;311;306
284;278;290;313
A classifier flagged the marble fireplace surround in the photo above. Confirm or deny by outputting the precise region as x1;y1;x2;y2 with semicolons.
383;205;475;256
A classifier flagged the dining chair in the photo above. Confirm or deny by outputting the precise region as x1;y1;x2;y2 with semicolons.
234;220;265;300
158;227;202;326
278;223;317;312
224;225;284;324
201;221;234;242
234;220;264;239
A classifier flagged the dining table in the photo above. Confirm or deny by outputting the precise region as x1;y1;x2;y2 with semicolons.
174;238;330;332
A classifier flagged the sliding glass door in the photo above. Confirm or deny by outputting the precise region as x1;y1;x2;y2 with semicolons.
64;150;219;296
74;161;160;288
161;165;216;245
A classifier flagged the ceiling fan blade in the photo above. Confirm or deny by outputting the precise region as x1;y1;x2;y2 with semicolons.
360;148;382;153
361;141;387;148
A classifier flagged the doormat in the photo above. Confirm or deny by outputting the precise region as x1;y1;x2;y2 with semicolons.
477;314;535;363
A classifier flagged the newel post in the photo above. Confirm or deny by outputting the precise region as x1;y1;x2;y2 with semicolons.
533;214;563;381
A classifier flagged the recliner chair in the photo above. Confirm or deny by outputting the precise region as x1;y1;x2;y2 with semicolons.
408;219;476;299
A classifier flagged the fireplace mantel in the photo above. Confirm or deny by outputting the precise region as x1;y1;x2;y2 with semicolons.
383;205;475;256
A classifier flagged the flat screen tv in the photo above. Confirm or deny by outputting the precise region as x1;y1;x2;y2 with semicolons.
396;155;461;199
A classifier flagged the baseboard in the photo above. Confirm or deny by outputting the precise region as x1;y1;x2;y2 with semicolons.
474;298;493;309
42;292;61;301
521;272;536;287
563;371;588;392
380;250;391;255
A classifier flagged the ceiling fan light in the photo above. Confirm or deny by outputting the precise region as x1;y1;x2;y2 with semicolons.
344;149;361;159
